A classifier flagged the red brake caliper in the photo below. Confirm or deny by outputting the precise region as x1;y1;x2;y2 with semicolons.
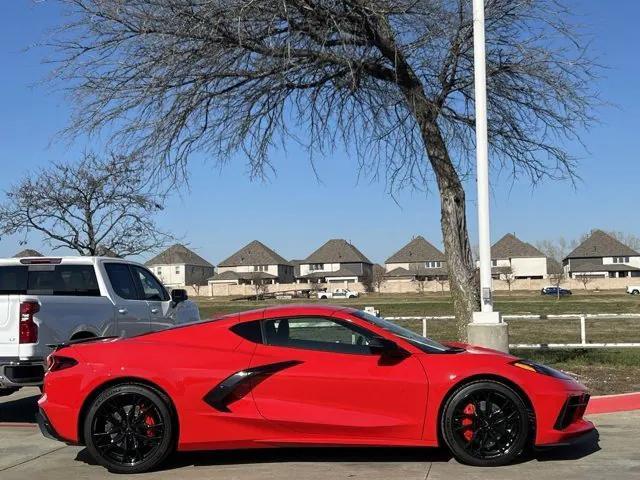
462;403;476;442
144;414;156;437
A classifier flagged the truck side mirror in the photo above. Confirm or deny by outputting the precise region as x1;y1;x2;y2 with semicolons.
171;288;188;306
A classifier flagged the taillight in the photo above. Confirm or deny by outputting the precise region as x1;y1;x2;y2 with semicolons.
19;301;40;344
47;355;78;372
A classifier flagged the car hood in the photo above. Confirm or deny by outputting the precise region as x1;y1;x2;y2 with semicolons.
443;341;519;360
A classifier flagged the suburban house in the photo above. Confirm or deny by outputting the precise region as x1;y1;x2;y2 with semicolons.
210;240;294;285
384;236;447;281
296;239;373;284
146;244;215;287
489;233;551;280
563;230;640;278
13;249;44;258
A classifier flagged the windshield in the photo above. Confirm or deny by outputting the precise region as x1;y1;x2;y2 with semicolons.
351;310;452;353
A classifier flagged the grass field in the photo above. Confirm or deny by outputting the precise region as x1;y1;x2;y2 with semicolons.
193;291;640;395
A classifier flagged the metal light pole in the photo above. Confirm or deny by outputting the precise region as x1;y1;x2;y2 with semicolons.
467;0;508;351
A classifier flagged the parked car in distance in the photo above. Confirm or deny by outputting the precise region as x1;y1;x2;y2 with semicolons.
540;286;572;296
0;256;200;397
317;288;359;299
38;305;593;474
626;285;640;295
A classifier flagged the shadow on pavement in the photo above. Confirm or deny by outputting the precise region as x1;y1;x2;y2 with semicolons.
0;394;39;423
74;429;600;472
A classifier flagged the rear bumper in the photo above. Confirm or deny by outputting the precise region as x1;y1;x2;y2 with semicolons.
36;408;65;442
0;357;45;388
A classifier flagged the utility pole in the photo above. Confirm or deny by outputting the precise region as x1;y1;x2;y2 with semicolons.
467;0;509;352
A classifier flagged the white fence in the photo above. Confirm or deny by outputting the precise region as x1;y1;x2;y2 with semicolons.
384;314;640;349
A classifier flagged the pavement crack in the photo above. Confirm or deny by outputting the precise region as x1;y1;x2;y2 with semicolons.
0;445;69;472
424;462;433;480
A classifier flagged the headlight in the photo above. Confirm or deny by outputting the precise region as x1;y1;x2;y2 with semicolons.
511;359;573;380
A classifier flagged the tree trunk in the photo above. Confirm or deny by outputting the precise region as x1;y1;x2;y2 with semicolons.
401;87;480;340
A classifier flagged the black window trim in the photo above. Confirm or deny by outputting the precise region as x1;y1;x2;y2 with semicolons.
258;314;382;356
0;264;102;297
103;262;140;301
130;264;170;302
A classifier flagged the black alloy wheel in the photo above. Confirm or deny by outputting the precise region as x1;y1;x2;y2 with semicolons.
84;384;174;474
441;380;530;466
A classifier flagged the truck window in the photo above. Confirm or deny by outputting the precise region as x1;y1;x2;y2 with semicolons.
0;265;100;296
131;266;169;301
104;263;138;300
0;266;28;294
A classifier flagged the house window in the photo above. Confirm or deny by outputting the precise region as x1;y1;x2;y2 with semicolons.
425;261;442;269
491;260;498;267
254;265;268;272
309;263;324;271
175;266;180;274
156;267;162;275
613;257;630;264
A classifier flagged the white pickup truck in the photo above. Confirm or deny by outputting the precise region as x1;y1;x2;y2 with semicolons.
627;285;640;295
0;256;200;396
317;288;359;299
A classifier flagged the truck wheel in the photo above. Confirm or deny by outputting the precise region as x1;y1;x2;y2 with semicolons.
0;387;20;397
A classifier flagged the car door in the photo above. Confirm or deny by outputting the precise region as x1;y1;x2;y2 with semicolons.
103;263;151;336
249;315;428;441
129;265;176;331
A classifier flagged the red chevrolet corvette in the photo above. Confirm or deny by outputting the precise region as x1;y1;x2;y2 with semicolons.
38;305;593;474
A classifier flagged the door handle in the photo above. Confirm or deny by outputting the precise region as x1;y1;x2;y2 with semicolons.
150;308;159;314
118;308;128;315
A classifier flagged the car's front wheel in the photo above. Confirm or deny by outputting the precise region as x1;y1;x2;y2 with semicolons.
441;380;530;467
84;383;175;474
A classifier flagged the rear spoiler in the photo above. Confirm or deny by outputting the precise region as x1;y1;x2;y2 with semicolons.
47;335;121;351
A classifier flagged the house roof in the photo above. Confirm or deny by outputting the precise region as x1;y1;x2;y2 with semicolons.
13;249;44;258
566;230;639;259
218;240;290;267
385;236;445;263
491;233;545;259
570;262;640;273
208;270;278;281
304;239;371;264
302;266;362;279
145;244;214;267
384;266;448;278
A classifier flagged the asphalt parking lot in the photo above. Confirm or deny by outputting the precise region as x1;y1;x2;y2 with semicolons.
1;388;639;479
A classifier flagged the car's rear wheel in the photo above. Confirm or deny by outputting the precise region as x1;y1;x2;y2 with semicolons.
632;290;639;295
84;384;175;474
441;380;530;467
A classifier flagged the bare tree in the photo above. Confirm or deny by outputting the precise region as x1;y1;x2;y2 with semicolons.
48;0;599;339
434;276;449;295
578;275;592;291
0;153;173;257
372;264;387;293
496;265;516;294
414;277;428;294
608;231;640;251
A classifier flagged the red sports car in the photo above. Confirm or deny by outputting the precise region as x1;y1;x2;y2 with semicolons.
38;305;593;474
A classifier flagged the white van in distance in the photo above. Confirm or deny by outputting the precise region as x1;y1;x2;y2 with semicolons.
0;256;200;396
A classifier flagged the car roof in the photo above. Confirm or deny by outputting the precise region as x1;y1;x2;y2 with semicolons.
259;304;350;316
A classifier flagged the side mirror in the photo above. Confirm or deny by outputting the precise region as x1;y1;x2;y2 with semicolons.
369;336;404;356
171;288;188;305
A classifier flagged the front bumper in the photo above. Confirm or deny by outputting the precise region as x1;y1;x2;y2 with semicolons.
535;390;595;446
0;357;45;388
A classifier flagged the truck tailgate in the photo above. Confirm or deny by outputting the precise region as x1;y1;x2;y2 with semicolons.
0;295;18;357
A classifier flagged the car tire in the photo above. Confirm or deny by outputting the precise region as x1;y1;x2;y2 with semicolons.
84;383;175;474
633;290;640;295
441;380;530;467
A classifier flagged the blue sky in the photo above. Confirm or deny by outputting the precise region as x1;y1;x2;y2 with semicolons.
0;1;638;265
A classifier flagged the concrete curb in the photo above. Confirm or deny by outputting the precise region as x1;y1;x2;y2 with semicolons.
586;392;640;415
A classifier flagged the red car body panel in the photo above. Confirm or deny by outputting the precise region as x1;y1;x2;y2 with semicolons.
38;305;594;452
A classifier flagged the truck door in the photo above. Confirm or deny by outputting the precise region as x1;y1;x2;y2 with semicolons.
103;263;151;336
129;265;176;331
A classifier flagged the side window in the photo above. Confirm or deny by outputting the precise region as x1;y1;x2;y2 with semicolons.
262;317;376;354
132;266;169;301
0;266;28;294
105;263;138;300
231;321;263;344
28;265;100;296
